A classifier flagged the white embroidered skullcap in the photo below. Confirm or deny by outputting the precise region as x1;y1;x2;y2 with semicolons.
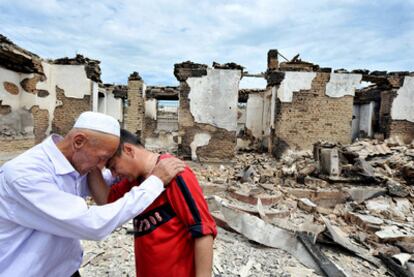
74;111;120;137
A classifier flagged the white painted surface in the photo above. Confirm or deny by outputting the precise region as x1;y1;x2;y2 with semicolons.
1;61;95;136
0;67;34;111
145;99;157;120
391;76;414;122
145;132;178;152
52;65;92;98
276;72;316;102
106;93;123;122
262;89;273;138
245;94;263;138
325;73;362;98
351;105;361;140
360;102;374;137
0;67;55;135
270;86;276;128
190;132;211;161
92;82;99;112
187;68;240;131
38;63;93;99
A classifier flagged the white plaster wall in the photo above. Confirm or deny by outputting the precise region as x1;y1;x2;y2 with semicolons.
0;67;52;136
37;62;94;133
98;96;106;114
391;76;414;122
145;132;178;152
351;105;361;140
1;61;95;136
145;99;157;120
271;86;277;128
106;92;123;122
360;102;374;137
245;94;264;138
52;64;92;98
187;68;240;131
325;73;362;98
92;82;99;112
277;72;316;102
262;89;273;138
0;67;34;111
190;132;211;161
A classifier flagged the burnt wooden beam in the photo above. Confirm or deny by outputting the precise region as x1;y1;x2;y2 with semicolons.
297;232;348;277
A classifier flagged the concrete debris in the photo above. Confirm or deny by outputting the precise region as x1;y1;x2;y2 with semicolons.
77;138;413;275
298;198;317;213
375;226;414;243
217;199;323;274
321;216;381;267
392;253;412;267
387;179;410;197
343;187;386;204
297;232;349;277
346;212;384;232
378;253;414;277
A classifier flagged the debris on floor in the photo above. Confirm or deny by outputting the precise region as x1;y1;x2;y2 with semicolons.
81;138;414;276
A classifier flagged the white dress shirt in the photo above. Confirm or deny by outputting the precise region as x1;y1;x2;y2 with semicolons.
0;134;163;276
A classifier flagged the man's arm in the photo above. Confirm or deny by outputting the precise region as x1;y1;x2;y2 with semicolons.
88;168;110;205
88;157;187;205
195;235;214;277
2;158;185;241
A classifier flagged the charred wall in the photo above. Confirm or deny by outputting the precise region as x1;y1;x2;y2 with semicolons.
175;62;241;162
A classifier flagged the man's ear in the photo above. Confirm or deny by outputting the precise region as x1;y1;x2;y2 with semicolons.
123;143;135;158
72;133;88;150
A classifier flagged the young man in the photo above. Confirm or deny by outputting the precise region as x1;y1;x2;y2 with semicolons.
88;129;217;277
0;112;185;277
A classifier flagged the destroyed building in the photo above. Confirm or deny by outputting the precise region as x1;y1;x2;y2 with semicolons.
1;34;413;162
2;34;414;276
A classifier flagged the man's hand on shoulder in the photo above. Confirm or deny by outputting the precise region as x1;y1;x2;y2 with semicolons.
152;158;185;187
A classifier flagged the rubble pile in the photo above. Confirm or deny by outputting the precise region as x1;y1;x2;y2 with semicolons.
81;138;414;276
191;138;414;276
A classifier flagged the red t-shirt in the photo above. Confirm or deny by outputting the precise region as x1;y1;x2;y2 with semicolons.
107;154;217;277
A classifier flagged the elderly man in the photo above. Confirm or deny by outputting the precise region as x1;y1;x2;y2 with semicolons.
0;112;185;277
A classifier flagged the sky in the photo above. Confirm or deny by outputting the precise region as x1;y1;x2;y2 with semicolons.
0;0;413;87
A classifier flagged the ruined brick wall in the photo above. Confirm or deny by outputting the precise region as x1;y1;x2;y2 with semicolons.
52;86;91;135
142;98;157;144
124;73;144;138
273;72;355;155
175;62;241;162
30;105;49;143
142;86;179;153
178;82;237;162
389;75;414;143
389;120;414;144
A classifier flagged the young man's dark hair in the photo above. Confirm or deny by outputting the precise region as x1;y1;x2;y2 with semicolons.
115;129;143;155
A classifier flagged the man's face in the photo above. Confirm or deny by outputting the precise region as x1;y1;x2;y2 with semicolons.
73;133;119;175
106;151;137;181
